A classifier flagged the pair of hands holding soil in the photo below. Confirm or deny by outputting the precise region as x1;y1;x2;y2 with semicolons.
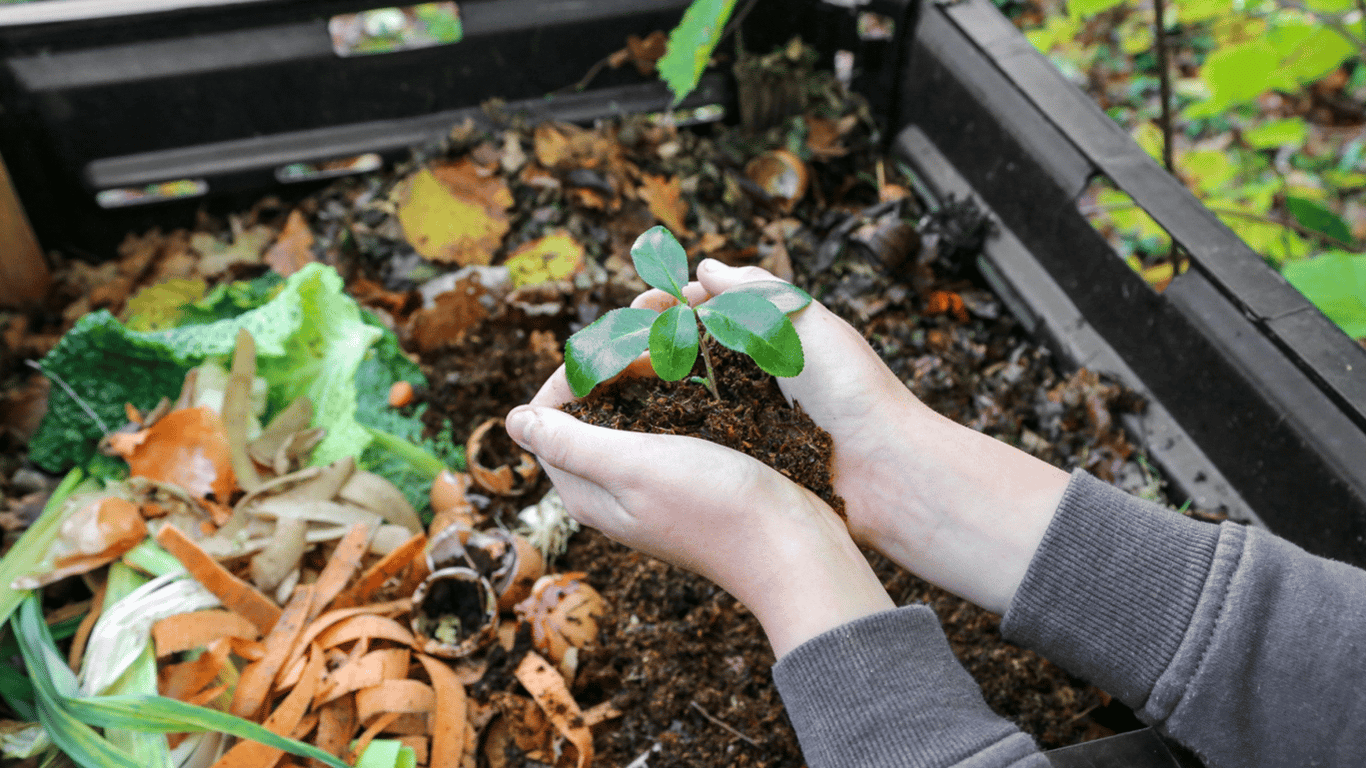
506;260;1072;657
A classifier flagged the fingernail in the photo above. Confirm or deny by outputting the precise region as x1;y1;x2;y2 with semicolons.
698;258;720;273
505;406;538;448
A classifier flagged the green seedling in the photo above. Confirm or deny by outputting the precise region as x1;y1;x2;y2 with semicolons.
565;226;811;400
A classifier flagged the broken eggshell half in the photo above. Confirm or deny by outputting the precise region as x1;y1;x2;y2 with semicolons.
410;566;499;658
466;417;539;495
426;523;546;612
513;573;606;665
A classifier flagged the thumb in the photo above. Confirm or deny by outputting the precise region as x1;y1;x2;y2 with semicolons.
695;258;784;295
506;405;636;482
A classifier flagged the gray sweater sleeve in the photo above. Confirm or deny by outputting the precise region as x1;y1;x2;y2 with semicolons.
1001;470;1366;766
773;469;1366;767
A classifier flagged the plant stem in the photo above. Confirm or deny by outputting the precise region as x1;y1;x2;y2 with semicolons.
1152;0;1175;175
697;334;723;401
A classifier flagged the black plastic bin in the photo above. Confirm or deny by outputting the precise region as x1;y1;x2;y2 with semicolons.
2;0;1364;765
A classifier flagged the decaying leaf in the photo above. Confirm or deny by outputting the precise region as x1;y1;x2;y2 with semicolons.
505;231;586;288
264;210;316;278
397;161;512;265
639;174;691;236
408;277;491;353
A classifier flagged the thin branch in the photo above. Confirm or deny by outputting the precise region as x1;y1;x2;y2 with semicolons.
1152;0;1175;174
27;359;111;435
690;701;760;747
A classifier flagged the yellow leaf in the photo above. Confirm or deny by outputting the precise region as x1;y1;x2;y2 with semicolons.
124;278;208;331
397;161;512;265
505;231;586;288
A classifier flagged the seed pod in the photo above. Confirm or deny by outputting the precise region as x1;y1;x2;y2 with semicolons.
411;566;499;658
466;418;539;495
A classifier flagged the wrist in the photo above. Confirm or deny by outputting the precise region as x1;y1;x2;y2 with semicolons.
735;497;896;659
843;405;1068;615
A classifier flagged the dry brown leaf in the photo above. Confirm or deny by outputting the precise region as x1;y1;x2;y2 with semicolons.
804;114;858;160
397;160;512;265
639;174;691;236
408;276;490;353
623;31;668;75
264;209;316;278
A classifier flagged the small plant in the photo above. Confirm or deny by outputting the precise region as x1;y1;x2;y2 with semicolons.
564;226;811;399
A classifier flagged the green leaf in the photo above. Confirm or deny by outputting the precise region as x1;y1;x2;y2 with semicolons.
1068;0;1125;19
0;661;35;721
658;0;737;104
630;226;690;302
1283;252;1366;339
1178;149;1239;195
1285;197;1354;245
697;292;804;378
102;564;173;768
1243;118;1308;150
648;305;700;381
1187;40;1278;117
724;281;812;314
357;740;417;768
565;308;657;397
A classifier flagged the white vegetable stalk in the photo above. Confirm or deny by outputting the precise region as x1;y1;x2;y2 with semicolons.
79;572;220;697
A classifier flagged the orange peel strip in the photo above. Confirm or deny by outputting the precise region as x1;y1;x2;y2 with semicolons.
308;523;373;622
229;637;267;662
316;648;410;706
280;599;411;680
310;695;358;768
160;637;232;701
417;654;468;768
185;683;229;708
347;712;401;765
331;532;427;609
514;652;593;768
67;576;107;672
582;700;624;728
156;525;282;634
314;614;416;651
231;585;315;720
212;646;324;768
153;609;260;656
354;679;436;723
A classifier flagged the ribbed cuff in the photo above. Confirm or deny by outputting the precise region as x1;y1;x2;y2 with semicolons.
1000;470;1221;708
774;605;1040;768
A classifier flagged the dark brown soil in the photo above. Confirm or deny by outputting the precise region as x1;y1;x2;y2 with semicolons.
562;340;844;517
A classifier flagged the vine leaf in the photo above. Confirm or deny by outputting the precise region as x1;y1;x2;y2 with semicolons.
697;292;803;377
631;226;690;303
564;308;656;398
657;0;738;104
649;305;700;381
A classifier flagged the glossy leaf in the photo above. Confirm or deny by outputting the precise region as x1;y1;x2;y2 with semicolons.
1283;252;1366;339
564;308;656;398
724;281;813;315
1285;197;1354;246
649;305;699;381
697;292;804;378
657;0;737;103
630;226;689;302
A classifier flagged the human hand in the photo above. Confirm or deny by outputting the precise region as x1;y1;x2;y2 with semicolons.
633;259;1070;615
504;402;893;657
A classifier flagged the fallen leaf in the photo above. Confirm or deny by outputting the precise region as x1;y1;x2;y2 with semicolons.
193;225;274;277
804;114;858;160
505;231;586;288
639;174;691;236
264;210;316;277
397;161;512;265
408;276;490;353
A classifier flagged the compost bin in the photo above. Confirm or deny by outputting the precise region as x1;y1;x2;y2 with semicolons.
0;0;1360;767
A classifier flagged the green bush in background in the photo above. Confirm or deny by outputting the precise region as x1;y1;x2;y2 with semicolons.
1018;0;1366;341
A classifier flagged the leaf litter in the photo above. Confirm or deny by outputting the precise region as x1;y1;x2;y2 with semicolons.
0;34;1198;768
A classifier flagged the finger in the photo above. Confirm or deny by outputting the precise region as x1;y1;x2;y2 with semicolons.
695;258;784;295
505;405;645;485
530;364;575;408
630;282;711;311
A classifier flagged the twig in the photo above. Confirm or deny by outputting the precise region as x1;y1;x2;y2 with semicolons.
27;359;110;435
689;701;760;747
719;0;764;44
624;743;661;768
1152;0;1175;175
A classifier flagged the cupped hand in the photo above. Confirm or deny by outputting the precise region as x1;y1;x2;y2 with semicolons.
504;402;893;657
631;259;1070;615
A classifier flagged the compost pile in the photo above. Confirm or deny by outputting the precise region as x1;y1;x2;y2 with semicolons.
0;43;1174;768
